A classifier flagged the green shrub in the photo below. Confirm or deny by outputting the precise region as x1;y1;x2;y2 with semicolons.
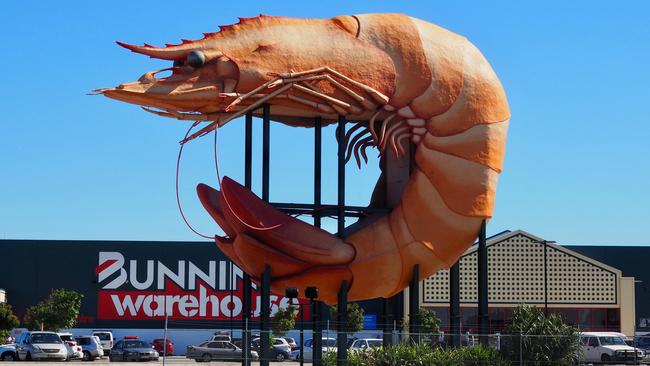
322;343;508;366
501;304;580;366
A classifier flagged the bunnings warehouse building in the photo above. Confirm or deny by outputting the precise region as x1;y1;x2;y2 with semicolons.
1;229;648;352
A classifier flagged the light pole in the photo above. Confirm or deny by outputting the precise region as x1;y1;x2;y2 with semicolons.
540;239;556;316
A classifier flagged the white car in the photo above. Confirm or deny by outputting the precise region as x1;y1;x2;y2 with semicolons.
579;332;644;364
349;338;383;353
15;331;68;361
92;331;113;355
58;332;83;360
297;337;337;361
0;344;17;361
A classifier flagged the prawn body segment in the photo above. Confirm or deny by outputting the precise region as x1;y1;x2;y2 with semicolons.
100;13;510;303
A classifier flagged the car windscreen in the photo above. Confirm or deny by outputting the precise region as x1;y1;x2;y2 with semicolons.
367;340;383;348
94;333;111;341
32;333;62;344
75;338;91;346
59;335;73;342
599;336;627;346
124;340;149;348
323;339;336;347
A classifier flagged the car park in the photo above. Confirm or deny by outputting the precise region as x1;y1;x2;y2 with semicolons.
92;331;113;356
58;332;84;360
109;337;159;362
75;335;104;361
251;337;292;362
0;344;17;361
579;332;644;364
349;338;383;353
186;341;258;362
152;338;174;356
15;331;68;361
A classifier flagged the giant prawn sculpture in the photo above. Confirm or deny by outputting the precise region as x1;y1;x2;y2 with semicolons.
98;13;510;304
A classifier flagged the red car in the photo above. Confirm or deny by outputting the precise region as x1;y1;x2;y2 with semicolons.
152;338;174;356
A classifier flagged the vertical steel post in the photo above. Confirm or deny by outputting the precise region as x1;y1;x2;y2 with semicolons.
477;219;489;346
314;117;322;228
382;297;392;347
241;112;253;366
337;281;348;366
313;300;322;366
450;260;461;347
409;264;420;343
260;265;271;366
299;304;304;366
262;104;270;201
337;115;346;236
260;107;271;365
245;112;253;188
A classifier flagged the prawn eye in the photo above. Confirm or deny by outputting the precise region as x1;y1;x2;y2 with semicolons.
187;50;205;68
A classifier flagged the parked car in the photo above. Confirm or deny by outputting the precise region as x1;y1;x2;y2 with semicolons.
92;331;113;356
75;335;104;361
0;344;17;361
209;334;232;342
349;338;383;353
15;331;68;361
579;332;644;364
109;337;159;362
186;341;258;362
58;332;84;360
293;337;337;361
152;338;174;356
281;337;298;351
251;337;292;362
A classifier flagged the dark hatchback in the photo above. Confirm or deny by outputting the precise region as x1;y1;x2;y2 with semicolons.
109;340;159;362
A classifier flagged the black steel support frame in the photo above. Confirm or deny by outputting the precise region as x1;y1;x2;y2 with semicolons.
337;281;348;366
241;113;253;366
236;106;429;364
477;219;488;346
409;264;420;343
312;299;323;366
259;104;271;366
449;261;461;347
260;265;271;366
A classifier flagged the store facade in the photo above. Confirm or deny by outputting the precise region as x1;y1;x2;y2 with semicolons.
419;230;637;335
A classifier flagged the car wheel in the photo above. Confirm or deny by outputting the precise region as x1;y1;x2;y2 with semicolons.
82;351;92;361
275;352;286;362
201;353;211;362
601;354;611;364
1;352;17;361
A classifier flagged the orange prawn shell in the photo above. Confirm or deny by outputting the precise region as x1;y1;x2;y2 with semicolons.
209;16;397;101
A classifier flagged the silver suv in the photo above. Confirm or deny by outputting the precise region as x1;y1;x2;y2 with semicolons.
75;335;104;361
15;331;68;361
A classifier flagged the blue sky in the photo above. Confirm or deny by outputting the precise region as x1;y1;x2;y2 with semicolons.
0;1;648;245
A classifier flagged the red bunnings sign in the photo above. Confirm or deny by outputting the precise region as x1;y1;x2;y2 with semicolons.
96;252;309;321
